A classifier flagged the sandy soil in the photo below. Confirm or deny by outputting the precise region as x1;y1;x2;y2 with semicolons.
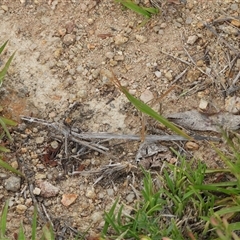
0;0;239;239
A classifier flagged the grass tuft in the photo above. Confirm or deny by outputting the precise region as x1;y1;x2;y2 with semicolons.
0;41;23;177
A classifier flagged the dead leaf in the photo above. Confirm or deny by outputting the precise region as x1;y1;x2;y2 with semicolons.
167;110;215;131
167;110;240;132
61;193;78;207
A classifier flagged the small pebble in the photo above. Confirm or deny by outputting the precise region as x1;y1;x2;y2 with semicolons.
91;211;102;224
187;35;198;45
16;204;27;214
114;34;128;45
105;52;114;59
126;192;135;203
140;89;154;103
231;19;240;28
165;71;173;81
230;3;238;11
32;127;38;133
63;34;76;46
11;161;19;169
87;18;94;25
160;23;167;29
225;96;240;114
25;198;33;207
37;180;59;198
33;187;41;195
185;17;193;24
199;99;208;110
0;173;8;179
86;187;96;199
58;27;67;37
1;5;8;11
135;34;147;43
185;141;199;150
4;176;21;192
153;25;160;33
196;60;204;67
154;71;162;78
35;136;44;144
114;55;124;61
107;189;114;196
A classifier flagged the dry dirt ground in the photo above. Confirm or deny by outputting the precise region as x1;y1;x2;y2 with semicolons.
0;0;240;239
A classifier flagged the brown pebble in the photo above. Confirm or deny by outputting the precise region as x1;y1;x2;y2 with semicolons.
185;141;199;150
61;194;78;207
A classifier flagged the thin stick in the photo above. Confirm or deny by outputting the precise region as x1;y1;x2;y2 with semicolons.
183;46;213;79
41;203;54;227
28;183;46;221
204;23;240;54
170;68;188;86
21;116;220;147
160;49;190;65
232;70;240;86
219;55;239;74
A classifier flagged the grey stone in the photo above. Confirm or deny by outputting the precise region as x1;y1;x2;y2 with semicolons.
63;34;76;46
126;192;135;203
107;188;114;196
35;136;44;144
231;3;238;11
154;71;162;78
4;176;21;192
91;211;102;224
37;180;59;198
140;89;154;103
105;52;115;59
187;35;198;45
225;96;240;114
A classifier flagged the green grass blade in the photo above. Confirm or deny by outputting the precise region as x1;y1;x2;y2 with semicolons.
142;6;159;14
121;87;192;140
104;212;121;234
0;200;9;238
115;229;129;240
194;184;240;195
0;41;8;55
0;159;25;177
117;204;124;226
199;181;238;187
115;0;151;18
0;146;10;153
31;205;38;240
0;117;13;141
0;51;16;86
18;223;26;240
102;198;119;236
215;206;240;216
42;223;54;240
0;117;17;126
227;222;240;231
